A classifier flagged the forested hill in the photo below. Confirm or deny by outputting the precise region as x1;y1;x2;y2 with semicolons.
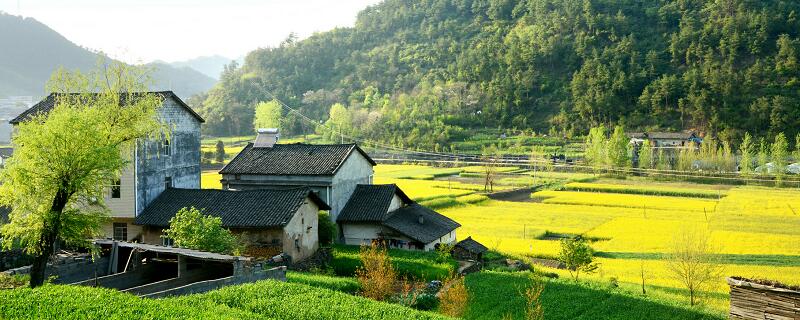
199;0;800;148
0;12;216;98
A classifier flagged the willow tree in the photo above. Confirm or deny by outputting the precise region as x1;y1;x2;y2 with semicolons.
0;62;164;287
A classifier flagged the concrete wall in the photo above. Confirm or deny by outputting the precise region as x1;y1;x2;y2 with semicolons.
341;223;383;246
423;230;457;251
135;97;202;215
143;266;287;298
330;153;374;220
106;165;136;218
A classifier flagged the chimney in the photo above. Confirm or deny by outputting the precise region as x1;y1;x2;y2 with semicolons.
418;214;424;224
254;128;279;148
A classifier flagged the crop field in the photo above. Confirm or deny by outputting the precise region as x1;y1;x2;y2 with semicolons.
201;170;223;189
0;280;449;320
424;170;800;314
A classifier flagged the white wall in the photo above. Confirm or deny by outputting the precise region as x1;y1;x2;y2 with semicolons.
330;152;374;220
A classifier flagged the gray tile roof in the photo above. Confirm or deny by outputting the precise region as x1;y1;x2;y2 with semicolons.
134;188;329;228
337;184;412;223
382;203;461;244
10;91;204;124
219;142;376;176
454;236;488;254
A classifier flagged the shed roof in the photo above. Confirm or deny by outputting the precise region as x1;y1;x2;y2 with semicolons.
10;91;205;124
646;132;695;140
454;236;488;254
219;142;376;176
337;184;412;223
134;188;329;228
382;203;461;244
94;239;248;262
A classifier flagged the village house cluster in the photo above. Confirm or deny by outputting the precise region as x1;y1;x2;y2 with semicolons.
8;91;467;262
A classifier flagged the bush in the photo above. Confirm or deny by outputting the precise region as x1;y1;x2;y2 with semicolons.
414;293;439;311
438;275;468;318
287;271;360;294
162;207;240;254
318;211;337;246
356;244;397;301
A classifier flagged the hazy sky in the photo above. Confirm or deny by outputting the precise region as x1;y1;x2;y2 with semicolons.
0;0;382;63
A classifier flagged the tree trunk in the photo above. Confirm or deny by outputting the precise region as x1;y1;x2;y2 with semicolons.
29;188;69;288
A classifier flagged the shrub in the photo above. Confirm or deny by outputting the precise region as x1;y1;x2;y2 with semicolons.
356;244;397;301
318;211;337;246
523;276;545;320
438;275;468;318
162;207;240;254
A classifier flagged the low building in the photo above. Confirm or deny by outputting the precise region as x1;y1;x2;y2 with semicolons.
219;129;376;222
337;184;460;251
133;187;329;261
628;131;702;148
10;91;204;242
452;236;488;261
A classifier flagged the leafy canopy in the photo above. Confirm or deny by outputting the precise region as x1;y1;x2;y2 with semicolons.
162;207;240;254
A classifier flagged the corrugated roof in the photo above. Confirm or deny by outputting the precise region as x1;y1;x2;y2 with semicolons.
134;188;329;228
454;236;488;254
219;142;376;176
382;203;461;244
10;91;205;124
337;184;412;223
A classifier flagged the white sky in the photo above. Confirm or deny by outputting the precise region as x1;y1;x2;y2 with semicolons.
0;0;382;63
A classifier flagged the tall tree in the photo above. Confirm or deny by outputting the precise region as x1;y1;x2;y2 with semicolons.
0;61;163;287
606;125;630;169
253;100;282;131
584;125;607;168
771;133;789;184
637;139;654;170
739;132;753;175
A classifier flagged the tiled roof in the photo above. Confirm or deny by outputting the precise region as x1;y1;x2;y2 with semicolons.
337;184;412;223
382;203;461;244
454;236;488;254
134;188;329;228
647;132;695;140
219;142;376;176
10;91;204;124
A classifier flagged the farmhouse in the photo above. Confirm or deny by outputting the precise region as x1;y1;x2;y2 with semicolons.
11;92;204;242
337;184;460;251
219;129;376;221
134;188;329;261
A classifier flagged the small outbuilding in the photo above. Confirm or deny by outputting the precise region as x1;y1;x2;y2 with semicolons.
134;187;330;261
451;236;488;261
337;184;460;251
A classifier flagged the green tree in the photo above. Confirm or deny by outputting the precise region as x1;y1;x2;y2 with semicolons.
215;140;226;163
584;125;607;168
606;125;630;169
757;138;770;176
317;211;336;246
637;139;654;169
771;133;789;184
162;207;239;254
253;100;282;131
739;133;754;175
794;133;800;162
0;62;163;287
323;103;351;142
558;236;599;281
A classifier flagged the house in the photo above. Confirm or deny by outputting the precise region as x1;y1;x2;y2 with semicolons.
219;129;376;221
133;187;329;261
0;147;11;168
628;131;702;148
451;236;488;261
337;184;460;251
10;91;204;242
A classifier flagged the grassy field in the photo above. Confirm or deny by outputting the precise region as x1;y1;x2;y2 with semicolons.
330;245;457;281
0;280;450;320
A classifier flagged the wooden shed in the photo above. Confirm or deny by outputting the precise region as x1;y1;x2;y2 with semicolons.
728;277;800;320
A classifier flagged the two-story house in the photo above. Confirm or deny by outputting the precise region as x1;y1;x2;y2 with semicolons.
219;129;376;222
11;91;204;242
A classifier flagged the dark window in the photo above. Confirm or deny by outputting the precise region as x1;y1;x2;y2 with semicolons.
162;138;171;156
113;223;127;241
164;176;172;189
162;237;174;247
111;179;121;198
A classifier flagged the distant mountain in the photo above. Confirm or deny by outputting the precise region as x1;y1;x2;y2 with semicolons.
169;55;239;80
0;12;216;99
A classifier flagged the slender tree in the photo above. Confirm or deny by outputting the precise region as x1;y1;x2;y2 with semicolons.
606;125;630;169
666;226;723;306
584;125;607;169
757;138;769;176
638;139;654;169
772;133;789;185
739;133;753;175
0;62;163;287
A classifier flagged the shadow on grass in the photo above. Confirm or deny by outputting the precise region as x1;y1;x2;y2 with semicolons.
464;271;723;320
595;252;800;267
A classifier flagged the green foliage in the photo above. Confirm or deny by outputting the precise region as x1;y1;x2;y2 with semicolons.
330;245;457;281
584;126;606;168
287;271;360;294
0;61;163;287
606;126;630;169
253;100;282;131
317;211;336;246
195;0;800;148
0;280;450;320
771;133;789;184
638;139;654;169
558;237;598;282
162;207;240;254
739;133;753;175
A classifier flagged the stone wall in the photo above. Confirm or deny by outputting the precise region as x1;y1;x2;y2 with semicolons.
0;249;33;272
3;254;110;284
142;265;287;298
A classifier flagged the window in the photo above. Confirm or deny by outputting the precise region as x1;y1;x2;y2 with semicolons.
162;237;174;247
162;137;171;156
164;177;172;189
113;223;127;241
111;179;121;198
